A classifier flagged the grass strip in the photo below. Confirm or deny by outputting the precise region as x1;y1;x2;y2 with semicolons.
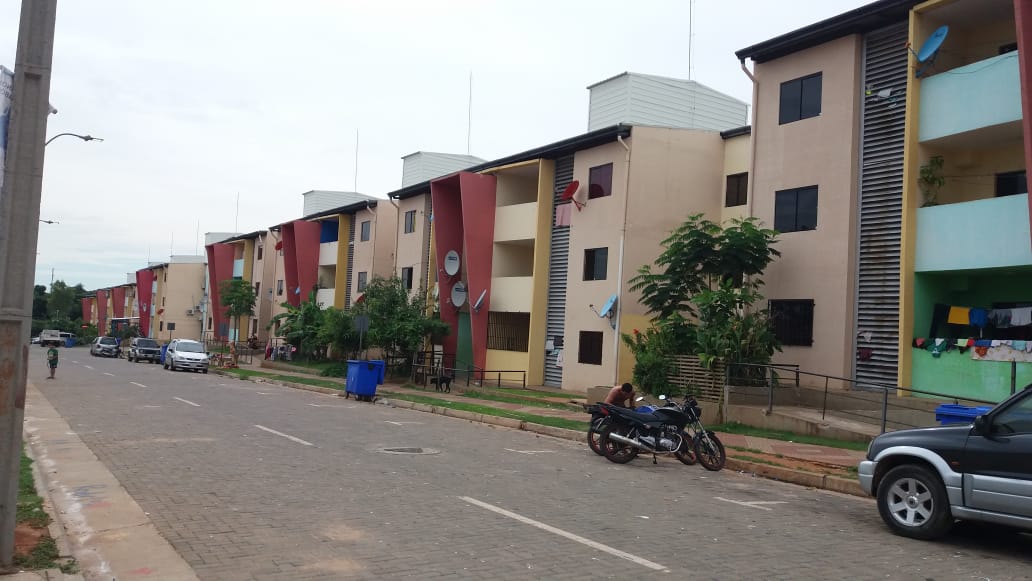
381;391;589;431
711;421;869;451
460;390;575;410
17;450;48;528
222;368;345;390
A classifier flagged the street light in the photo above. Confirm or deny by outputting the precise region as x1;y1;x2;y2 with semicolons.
39;219;58;224
44;132;103;147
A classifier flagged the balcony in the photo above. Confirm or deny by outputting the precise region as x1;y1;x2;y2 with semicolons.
919;52;1021;144
315;288;335;309
494;202;538;243
490;276;533;312
319;241;338;266
916;193;1032;272
232;259;244;278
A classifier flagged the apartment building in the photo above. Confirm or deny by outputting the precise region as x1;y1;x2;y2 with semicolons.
135;256;206;342
204;230;279;342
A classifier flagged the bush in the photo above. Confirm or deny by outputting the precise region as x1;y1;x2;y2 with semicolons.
319;362;348;378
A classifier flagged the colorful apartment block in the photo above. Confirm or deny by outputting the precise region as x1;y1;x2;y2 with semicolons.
134;256;206;342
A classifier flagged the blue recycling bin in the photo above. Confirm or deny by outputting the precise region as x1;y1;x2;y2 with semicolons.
160;344;169;364
935;404;993;426
64;337;75;348
346;360;379;400
369;360;386;385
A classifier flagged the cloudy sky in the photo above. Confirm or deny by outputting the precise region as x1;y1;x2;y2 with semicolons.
1;0;872;290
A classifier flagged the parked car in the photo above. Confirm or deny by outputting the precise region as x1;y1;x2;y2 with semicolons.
30;336;39;344
39;329;62;347
858;385;1032;540
164;339;209;373
127;337;161;363
90;336;119;357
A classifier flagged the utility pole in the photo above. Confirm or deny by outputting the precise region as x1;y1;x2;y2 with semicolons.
0;0;57;567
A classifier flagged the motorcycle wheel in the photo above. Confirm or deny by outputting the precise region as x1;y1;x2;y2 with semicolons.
675;433;697;465
693;431;726;471
587;417;608;456
600;424;638;464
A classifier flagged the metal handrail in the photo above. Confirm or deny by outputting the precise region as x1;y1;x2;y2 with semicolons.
411;352;527;389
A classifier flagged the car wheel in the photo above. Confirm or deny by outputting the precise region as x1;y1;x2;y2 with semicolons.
163;359;169;370
202;368;208;374
169;360;176;372
877;464;954;540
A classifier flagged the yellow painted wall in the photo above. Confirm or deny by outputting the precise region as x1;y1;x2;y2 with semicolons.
528;159;555;386
485;349;531;385
335;216;351;309
721;133;752;224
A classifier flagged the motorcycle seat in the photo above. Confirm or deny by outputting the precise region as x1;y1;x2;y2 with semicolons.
610;407;663;423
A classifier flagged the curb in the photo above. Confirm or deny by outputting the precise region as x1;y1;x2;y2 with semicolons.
212;369;346;397
216;373;866;498
23;436;81;579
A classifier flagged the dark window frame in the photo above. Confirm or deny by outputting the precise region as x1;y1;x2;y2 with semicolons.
404;210;416;234
360;220;371;242
725;172;748;207
588;163;614;199
257;246;263;260
487;312;530;352
995;170;1027;197
401;267;413;291
578;331;604;365
276;279;284;296
357;271;368;292
583;247;608;281
769;299;815;346
774;186;818;233
779;72;823;124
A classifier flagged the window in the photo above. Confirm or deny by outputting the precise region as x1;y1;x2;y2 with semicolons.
588;163;613;199
276;279;284;296
996;170;1027;197
360;220;371;242
254;282;260;298
1000;42;1018;55
252;319;258;335
774;186;818;233
159;321;164;332
583;248;608;281
725;173;748;207
992;392;1032;434
162;297;166;307
357;272;368;292
578;331;604;365
487;312;530;352
769;299;815;346
163;271;167;282
401;267;413;291
779;72;822;124
257;246;263;260
404;210;416;234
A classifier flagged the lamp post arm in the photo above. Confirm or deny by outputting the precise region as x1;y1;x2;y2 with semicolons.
44;132;103;146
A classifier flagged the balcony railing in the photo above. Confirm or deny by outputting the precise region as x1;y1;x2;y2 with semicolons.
919;51;1021;143
916;193;1032;272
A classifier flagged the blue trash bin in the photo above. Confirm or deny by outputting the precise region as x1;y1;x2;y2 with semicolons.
64;337;75;348
369;360;386;385
346;360;379;400
935;404;993;425
160;344;169;364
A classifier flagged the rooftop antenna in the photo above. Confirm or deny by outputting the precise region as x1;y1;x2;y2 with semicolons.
466;70;473;155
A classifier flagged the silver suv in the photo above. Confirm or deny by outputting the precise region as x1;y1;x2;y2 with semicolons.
164;339;209;373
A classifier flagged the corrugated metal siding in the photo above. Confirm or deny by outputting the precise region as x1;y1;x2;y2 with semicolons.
544;156;574;387
855;23;908;387
401;153;485;187
345;214;355;309
302;191;371;217
423;194;433;293
588;73;747;132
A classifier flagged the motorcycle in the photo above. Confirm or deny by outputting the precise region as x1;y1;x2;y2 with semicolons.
584;398;694;464
598;394;725;471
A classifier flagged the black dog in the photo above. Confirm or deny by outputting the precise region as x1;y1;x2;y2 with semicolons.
429;375;452;393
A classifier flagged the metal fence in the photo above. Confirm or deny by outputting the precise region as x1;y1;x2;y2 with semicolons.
203;338;255;366
411;351;527;389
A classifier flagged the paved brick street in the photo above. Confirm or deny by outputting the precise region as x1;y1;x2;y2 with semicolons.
32;350;1032;580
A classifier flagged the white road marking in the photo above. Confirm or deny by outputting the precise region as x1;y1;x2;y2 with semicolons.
71;360;79;364
130;382;148;388
503;448;557;455
308;403;356;409
103;372;115;376
459;496;668;572
142;405;161;408
384;421;423;426
714;497;787;511
254;425;314;447
172;397;201;407
84;365;94;370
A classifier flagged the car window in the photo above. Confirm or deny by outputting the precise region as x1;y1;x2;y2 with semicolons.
136;339;159;348
99;337;117;345
992;394;1032;435
177;342;203;353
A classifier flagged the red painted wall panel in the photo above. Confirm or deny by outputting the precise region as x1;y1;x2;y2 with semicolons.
430;175;465;360
81;297;92;322
458;172;497;374
206;243;235;340
294;220;322;304
135;270;154;337
111;287;126;319
96;290;108;335
1016;0;1032;246
281;222;300;307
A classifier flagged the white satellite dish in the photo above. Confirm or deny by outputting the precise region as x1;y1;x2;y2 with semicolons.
451;281;468;307
444;250;461;276
472;289;487;312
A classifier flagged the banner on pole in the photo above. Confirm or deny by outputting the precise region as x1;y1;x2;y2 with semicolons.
0;65;13;194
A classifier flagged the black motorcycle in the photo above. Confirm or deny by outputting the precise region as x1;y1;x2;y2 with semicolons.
598;394;725;471
585;398;694;465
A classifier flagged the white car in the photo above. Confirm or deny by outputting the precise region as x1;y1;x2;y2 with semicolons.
164;339;209;373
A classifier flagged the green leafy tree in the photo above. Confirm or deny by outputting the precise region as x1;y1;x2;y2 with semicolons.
220;279;257;342
353;277;449;362
318;307;360;360
267;292;325;360
47;281;77;324
32;285;48;320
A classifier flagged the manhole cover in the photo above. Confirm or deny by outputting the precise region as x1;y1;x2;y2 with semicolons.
378;447;440;455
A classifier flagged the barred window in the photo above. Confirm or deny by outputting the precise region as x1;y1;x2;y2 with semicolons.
769;299;814;346
401;267;413;291
487;312;530;352
578;331;603;365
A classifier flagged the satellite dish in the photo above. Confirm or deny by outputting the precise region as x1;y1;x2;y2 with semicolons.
914;25;948;78
443;250;461;276
560;180;585;211
598;294;618;319
451;281;467;307
472;289;487;312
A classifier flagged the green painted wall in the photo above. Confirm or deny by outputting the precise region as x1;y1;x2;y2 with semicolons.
912;269;1032;402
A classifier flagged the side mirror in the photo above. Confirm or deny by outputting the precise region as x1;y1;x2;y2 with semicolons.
973;415;989;435
658;395;667;401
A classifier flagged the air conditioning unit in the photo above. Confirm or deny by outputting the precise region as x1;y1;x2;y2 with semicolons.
186;308;195;316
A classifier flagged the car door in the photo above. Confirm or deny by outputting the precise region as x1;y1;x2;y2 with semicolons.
962;390;1032;518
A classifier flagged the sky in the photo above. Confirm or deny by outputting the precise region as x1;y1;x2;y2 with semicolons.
1;0;874;291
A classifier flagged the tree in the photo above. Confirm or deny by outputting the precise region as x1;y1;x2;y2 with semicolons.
267;292;325;360
220;279;257;342
33;285;48;320
318;307;360;360
353;276;449;362
47;280;77;324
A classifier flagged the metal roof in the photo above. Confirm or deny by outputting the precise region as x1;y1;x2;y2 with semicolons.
720;125;752;139
387;124;633;201
736;0;921;63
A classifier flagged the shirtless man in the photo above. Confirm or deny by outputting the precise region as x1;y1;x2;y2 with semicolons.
603;382;636;408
